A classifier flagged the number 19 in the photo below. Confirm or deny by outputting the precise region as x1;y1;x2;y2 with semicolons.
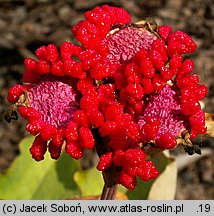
199;204;210;212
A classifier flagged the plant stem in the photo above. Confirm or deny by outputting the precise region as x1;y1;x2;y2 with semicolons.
93;129;119;200
100;183;119;200
100;164;119;200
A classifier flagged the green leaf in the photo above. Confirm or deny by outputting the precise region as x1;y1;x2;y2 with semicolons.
0;136;80;200
126;152;177;200
74;167;104;197
74;168;128;199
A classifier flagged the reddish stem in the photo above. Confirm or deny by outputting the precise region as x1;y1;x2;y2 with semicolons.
101;183;119;200
94;129;119;200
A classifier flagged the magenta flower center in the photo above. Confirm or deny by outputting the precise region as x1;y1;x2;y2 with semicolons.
138;85;188;138
102;26;157;64
27;76;79;128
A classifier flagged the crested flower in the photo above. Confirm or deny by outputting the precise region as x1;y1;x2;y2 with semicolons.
6;5;208;190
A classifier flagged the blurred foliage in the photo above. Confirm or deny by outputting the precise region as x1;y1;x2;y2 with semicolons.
0;136;80;200
0;136;177;200
74;167;104;197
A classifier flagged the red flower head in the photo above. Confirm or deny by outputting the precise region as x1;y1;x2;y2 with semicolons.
6;5;208;190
